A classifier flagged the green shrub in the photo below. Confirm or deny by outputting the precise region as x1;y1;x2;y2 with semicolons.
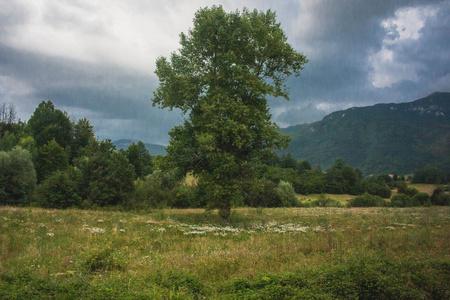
76;143;135;207
390;193;414;207
34;168;82;209
411;192;430;206
0;147;36;206
364;182;392;198
396;181;408;194
276;181;298;207
405;187;419;197
348;193;387;207
35;139;69;183
431;187;450;206
130;177;172;209
312;194;342;207
81;246;126;273
170;185;197;208
244;179;281;207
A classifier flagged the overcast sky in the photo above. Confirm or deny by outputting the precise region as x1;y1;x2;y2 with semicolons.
1;0;449;145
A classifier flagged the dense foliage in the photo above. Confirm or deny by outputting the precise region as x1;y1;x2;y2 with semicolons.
0;101;138;209
0;147;36;205
413;166;449;184
1;96;449;211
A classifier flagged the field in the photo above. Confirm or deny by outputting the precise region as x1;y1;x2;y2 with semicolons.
297;193;355;206
1;206;449;299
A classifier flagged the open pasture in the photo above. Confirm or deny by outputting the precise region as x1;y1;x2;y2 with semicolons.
1;206;449;298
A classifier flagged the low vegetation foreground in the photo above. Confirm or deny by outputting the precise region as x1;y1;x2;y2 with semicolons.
1;206;449;299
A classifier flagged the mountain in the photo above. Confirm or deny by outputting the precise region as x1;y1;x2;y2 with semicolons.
282;92;450;175
113;139;166;156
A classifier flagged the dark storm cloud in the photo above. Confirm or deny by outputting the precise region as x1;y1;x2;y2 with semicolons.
0;46;180;145
271;0;450;127
0;0;449;143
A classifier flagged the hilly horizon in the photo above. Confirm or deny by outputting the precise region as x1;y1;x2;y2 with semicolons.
282;92;450;175
113;139;166;156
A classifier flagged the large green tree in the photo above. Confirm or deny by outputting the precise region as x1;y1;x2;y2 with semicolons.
152;6;307;218
35;139;69;183
27;100;73;149
126;141;153;179
75;140;135;207
71;117;95;158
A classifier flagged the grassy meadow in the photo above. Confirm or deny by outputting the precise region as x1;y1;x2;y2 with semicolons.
1;205;449;299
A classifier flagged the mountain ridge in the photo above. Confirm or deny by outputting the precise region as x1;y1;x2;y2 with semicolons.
112;139;166;156
282;92;450;175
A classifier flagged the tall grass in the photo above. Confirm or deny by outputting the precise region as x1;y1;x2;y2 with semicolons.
1;206;449;298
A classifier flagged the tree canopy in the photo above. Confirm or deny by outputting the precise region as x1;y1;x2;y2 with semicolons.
27;100;72;149
152;6;307;218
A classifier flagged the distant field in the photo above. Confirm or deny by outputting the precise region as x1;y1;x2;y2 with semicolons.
409;183;442;195
1;206;449;298
297;193;355;206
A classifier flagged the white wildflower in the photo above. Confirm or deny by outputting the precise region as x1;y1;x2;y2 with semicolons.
89;227;105;233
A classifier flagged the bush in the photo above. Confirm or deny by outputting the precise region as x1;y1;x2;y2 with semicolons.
430;187;450;206
35;139;69;183
0;147;36;206
276;181;298;207
170;185;197;208
129;176;172;210
312;194;342;207
364;182;391;198
76;143;135;207
81;245;126;273
33;168;82;209
396;181;408;194
411;192;429;206
244;179;281;207
348;193;387;207
405;187;419;197
390;194;414;207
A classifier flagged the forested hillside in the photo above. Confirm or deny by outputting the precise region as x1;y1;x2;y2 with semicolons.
283;92;450;175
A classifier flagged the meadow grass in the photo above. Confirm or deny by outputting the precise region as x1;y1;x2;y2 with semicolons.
1;206;449;299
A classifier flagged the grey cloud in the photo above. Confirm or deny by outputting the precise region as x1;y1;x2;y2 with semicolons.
1;0;449;143
0;1;29;35
275;103;328;127
0;46;180;144
269;0;450;129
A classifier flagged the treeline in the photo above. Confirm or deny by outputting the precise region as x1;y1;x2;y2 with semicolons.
0;101;148;209
0;101;448;210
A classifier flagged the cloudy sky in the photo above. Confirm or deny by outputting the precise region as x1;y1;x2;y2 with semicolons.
1;0;449;145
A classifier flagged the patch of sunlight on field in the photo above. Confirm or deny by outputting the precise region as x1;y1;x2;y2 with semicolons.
408;183;440;195
297;193;355;205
